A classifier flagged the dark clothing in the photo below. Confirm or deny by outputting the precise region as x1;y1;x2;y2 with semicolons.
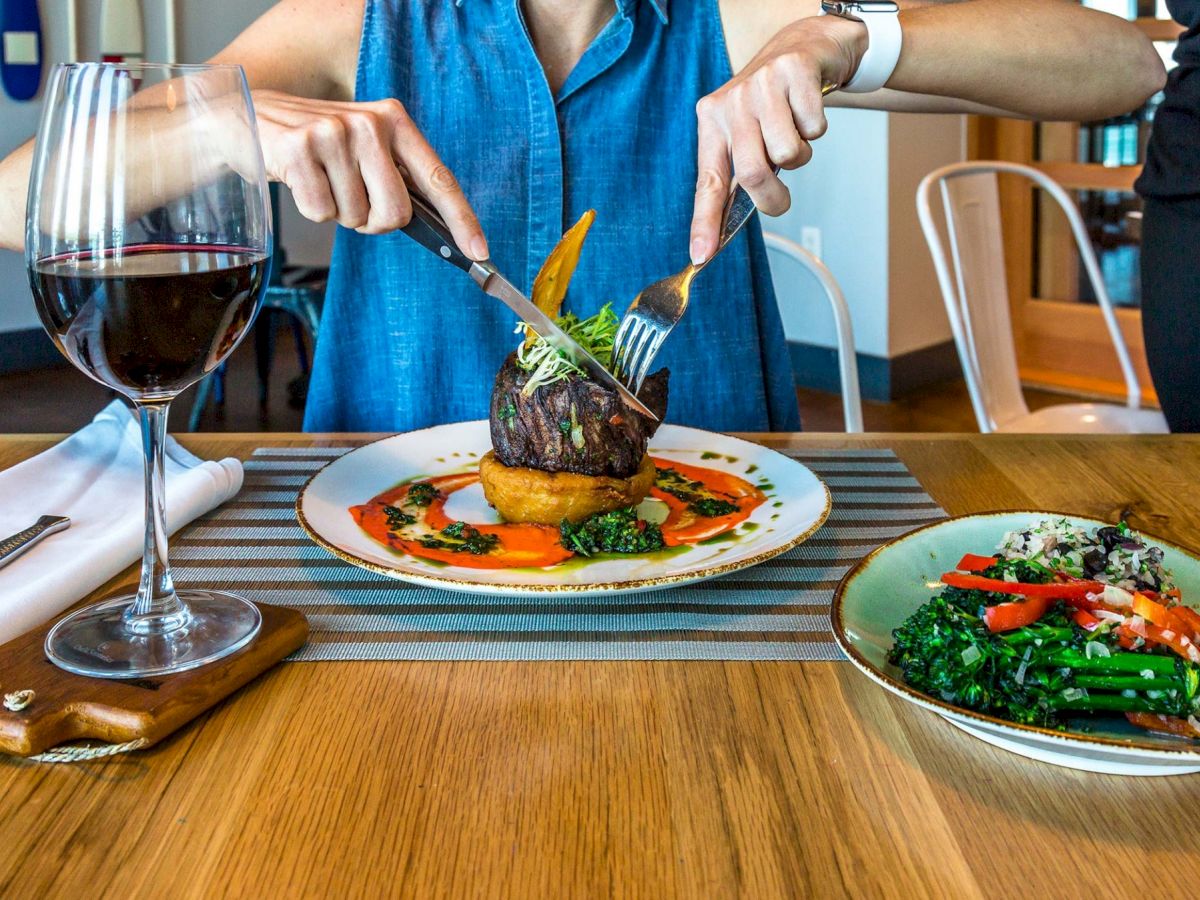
1138;3;1200;431
1136;0;1200;198
1140;197;1200;431
1164;0;1200;67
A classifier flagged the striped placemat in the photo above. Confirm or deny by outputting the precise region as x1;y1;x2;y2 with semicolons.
170;446;945;661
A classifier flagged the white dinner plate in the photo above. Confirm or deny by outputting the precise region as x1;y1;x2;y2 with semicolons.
832;511;1200;776
297;421;830;597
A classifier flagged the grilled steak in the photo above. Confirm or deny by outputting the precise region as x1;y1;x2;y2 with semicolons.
489;352;668;478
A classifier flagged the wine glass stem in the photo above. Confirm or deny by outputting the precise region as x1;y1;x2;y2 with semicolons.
125;400;190;635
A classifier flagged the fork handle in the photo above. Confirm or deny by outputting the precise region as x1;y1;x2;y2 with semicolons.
702;180;770;273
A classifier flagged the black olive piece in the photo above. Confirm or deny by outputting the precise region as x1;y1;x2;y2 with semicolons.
1082;548;1106;575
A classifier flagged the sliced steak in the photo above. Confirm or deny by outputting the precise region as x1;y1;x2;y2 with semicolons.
489;352;668;478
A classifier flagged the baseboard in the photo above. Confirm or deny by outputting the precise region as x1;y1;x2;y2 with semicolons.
7;328;962;401
0;328;66;375
789;339;960;402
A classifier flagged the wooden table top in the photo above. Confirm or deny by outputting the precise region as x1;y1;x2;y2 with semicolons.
2;432;1199;899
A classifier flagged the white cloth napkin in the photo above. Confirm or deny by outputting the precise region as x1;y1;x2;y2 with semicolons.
0;400;243;644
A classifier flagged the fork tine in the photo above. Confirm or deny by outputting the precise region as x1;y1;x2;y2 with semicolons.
621;324;657;390
615;318;651;383
632;331;666;395
612;315;640;379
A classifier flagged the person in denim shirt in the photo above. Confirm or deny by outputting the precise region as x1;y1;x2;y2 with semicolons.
0;1;1167;432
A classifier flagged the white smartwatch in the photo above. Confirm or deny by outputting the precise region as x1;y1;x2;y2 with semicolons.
820;1;902;94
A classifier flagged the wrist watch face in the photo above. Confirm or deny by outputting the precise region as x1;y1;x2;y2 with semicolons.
822;1;899;15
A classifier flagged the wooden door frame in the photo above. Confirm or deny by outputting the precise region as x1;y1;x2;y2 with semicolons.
968;116;1157;405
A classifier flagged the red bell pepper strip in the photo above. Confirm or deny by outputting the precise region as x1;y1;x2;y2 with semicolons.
955;553;999;573
1132;592;1177;630
1071;609;1102;631
1126;712;1200;739
1169;605;1200;642
940;571;1105;601
984;596;1050;632
1144;623;1200;664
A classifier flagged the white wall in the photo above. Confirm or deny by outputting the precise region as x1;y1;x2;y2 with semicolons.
886;112;962;357
772;108;890;358
770;109;964;361
0;0;332;336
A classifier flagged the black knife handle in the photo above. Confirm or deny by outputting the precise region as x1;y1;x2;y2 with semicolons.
399;187;476;273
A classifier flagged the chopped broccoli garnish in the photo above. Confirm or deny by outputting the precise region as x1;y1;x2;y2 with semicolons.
688;497;740;518
561;507;665;556
655;467;740;518
420;521;499;555
405;482;438;507
383;505;415;529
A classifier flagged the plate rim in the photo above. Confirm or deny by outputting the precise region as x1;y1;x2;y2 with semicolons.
829;508;1200;761
295;422;833;595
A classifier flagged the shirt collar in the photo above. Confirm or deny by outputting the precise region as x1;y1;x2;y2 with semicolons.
454;0;669;26
617;0;669;23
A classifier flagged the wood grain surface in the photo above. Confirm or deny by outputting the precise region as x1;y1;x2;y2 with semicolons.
1;432;1199;899
0;602;308;757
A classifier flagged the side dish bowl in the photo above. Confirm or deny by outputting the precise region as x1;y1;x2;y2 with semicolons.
831;511;1200;776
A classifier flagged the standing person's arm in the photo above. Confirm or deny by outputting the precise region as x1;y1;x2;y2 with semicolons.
691;0;1166;262
0;0;489;259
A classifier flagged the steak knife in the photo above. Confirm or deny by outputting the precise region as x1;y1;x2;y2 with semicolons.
399;188;659;422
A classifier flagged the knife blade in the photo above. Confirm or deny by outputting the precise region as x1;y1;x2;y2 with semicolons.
467;262;659;421
397;186;659;421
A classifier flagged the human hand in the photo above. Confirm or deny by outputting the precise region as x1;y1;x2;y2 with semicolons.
252;90;488;259
689;15;866;264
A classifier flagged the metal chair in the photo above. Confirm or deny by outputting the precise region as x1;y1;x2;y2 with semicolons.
763;231;864;433
188;186;326;431
916;160;1167;434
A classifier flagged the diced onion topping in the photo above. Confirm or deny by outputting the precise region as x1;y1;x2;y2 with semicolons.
960;645;982;666
1103;585;1134;608
1084;641;1110;660
1015;646;1033;686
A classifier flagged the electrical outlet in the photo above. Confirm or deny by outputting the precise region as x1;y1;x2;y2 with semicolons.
800;226;822;260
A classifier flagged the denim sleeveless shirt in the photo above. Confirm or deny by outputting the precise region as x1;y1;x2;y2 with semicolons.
303;0;802;433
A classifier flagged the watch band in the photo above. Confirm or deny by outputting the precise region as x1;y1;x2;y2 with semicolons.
820;1;902;94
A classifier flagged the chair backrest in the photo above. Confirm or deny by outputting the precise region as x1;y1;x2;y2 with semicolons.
763;231;864;433
916;161;1143;433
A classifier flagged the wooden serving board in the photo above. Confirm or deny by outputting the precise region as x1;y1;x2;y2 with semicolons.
0;602;308;758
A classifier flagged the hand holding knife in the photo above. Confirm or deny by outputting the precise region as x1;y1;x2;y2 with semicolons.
398;188;659;422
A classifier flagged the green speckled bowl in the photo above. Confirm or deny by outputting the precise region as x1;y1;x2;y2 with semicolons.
831;511;1200;776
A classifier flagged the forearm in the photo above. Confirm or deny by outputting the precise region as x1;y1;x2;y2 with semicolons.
840;0;1166;119
0;140;32;252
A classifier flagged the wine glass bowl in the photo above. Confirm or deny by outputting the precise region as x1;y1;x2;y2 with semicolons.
26;63;272;678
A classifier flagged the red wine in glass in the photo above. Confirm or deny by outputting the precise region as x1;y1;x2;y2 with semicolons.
32;245;266;398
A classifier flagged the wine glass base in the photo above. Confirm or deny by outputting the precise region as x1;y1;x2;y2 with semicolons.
45;591;263;679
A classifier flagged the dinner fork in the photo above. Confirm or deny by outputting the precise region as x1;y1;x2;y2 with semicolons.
611;181;765;394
